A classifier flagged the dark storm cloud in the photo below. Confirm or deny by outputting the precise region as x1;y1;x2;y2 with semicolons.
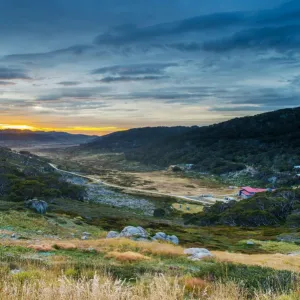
97;75;168;83
94;12;247;46
203;25;300;52
0;67;31;80
91;0;300;55
91;63;177;76
57;81;80;86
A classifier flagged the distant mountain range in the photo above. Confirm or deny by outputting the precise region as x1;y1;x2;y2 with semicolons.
0;129;97;148
82;107;300;174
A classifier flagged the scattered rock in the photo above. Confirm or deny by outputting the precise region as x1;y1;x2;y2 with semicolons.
246;240;255;245
152;232;179;245
152;232;167;241
107;227;179;244
25;199;48;214
10;269;21;275
106;231;120;239
288;251;300;256
11;233;16;239
82;232;91;236
120;226;148;238
81;235;88;240
167;235;179;245
276;234;300;244
86;247;96;252
184;248;213;260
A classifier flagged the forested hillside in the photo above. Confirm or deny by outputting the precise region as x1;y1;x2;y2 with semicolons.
85;126;192;152
84;107;300;174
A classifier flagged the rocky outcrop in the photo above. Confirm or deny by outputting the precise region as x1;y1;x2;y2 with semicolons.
184;248;213;260
120;226;148;238
25;199;48;214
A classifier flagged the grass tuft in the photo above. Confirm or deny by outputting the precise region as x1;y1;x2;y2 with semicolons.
106;251;151;262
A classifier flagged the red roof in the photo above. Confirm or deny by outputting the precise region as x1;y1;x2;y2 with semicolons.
241;186;267;193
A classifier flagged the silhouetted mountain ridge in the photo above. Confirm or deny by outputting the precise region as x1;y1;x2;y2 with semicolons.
0;129;97;147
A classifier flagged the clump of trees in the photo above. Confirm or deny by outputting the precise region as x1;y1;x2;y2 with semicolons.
185;189;300;228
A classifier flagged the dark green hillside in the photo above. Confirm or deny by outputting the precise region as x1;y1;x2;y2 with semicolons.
84;107;300;175
129;107;300;173
85;126;192;152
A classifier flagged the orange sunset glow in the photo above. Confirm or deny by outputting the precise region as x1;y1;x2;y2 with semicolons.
0;124;127;136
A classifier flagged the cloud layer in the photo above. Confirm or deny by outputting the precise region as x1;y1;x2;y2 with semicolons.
0;0;299;133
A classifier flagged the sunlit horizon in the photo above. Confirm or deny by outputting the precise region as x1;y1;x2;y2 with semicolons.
0;124;128;136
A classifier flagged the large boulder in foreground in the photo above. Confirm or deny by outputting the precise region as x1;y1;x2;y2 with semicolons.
152;232;179;245
119;226;148;238
184;248;213;260
25;199;48;214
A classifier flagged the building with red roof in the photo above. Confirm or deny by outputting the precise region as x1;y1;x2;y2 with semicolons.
239;186;269;199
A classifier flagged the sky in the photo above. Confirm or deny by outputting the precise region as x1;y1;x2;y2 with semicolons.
0;0;300;135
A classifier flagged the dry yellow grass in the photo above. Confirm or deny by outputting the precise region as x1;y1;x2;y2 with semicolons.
53;242;77;250
90;170;236;197
172;203;204;214
139;241;184;257
8;238;300;273
1;274;299;300
213;251;300;273
106;251;151;262
69;238;185;257
8;237;185;258
183;277;211;295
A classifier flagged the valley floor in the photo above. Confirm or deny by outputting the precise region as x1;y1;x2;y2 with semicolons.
1;147;299;299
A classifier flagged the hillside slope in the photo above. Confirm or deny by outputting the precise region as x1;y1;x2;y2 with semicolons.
84;126;192;152
84;107;300;174
0;147;85;202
